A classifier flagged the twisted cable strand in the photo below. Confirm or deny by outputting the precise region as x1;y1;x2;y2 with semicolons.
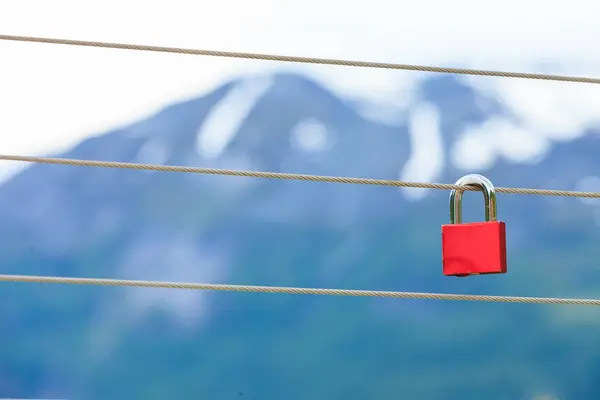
0;274;598;306
1;154;599;198
2;34;600;84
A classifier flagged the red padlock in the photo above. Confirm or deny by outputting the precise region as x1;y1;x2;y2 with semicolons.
442;174;507;277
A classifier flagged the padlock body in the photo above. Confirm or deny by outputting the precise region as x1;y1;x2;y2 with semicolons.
442;221;507;276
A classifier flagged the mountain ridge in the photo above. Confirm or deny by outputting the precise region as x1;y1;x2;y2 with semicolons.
2;70;600;399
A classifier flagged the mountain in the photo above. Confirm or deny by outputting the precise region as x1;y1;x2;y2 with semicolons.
2;71;600;400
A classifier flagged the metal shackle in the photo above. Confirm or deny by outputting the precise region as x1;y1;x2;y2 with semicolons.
449;174;497;224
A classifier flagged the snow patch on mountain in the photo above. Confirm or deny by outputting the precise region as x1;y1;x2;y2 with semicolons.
452;117;551;170
463;76;600;142
400;102;444;201
196;75;274;159
134;138;171;166
290;119;334;153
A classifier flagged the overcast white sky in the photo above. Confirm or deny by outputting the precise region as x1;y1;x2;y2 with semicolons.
2;0;600;181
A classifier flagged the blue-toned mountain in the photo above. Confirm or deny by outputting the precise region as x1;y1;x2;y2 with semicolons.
2;72;600;400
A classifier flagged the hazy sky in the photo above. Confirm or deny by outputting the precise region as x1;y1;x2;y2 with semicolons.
2;0;600;180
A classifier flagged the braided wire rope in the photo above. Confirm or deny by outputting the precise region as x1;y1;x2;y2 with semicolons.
2;155;599;198
2;33;599;304
1;34;600;84
1;274;599;306
0;156;596;305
